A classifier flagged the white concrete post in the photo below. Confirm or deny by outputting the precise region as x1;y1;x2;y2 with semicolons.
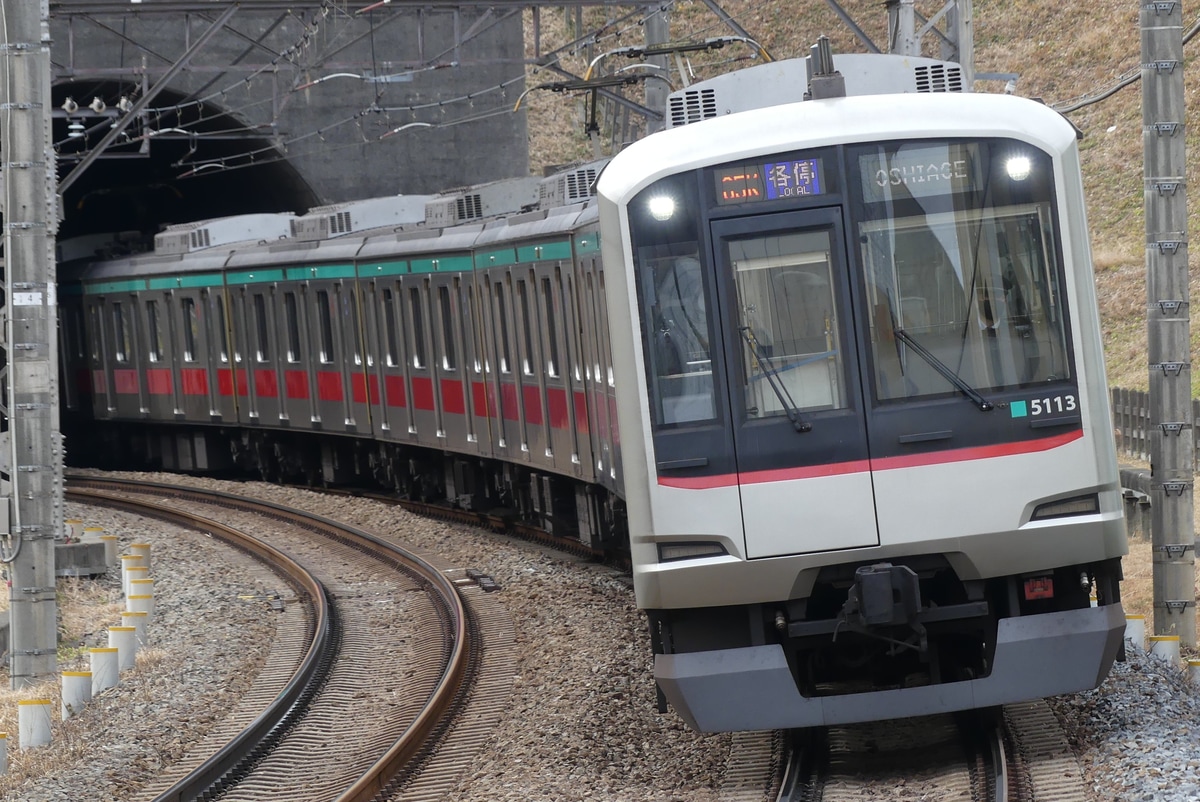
89;647;119;694
61;671;92;719
18;700;51;749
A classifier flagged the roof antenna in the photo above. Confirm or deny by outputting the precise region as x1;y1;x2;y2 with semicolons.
806;36;846;100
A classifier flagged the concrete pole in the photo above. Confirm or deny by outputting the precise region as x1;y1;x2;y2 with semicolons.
1;0;61;686
887;0;918;56
643;4;669;135
1141;1;1195;645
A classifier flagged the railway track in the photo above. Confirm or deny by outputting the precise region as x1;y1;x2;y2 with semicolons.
67;477;514;802
775;701;1089;802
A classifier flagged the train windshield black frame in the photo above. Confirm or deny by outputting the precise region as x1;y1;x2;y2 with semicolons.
850;139;1072;404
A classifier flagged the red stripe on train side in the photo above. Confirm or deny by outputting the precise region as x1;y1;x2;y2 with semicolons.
412;376;435;410
316;371;343;402
384;375;406;408
285;370;310;400
522;384;544;426
472;381;490;418
91;370;107;395
367;374;380;405
501;383;519;421
146;369;172;396
440;378;465;415
351;374;367;405
547;386;569;430
181;368;208;396
113;369;139;395
76;368;93;393
656;431;1083;489
573;391;589;435
218;369;234;396
236;369;249;397
254;370;278;398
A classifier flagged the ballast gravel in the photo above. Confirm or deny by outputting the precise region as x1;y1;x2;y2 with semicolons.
3;471;1198;802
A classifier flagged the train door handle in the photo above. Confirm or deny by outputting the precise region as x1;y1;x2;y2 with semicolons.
897;430;952;444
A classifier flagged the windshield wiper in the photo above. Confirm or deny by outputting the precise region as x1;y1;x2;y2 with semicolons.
738;326;812;433
893;328;995;412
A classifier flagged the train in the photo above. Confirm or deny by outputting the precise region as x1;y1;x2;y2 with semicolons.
59;50;1128;732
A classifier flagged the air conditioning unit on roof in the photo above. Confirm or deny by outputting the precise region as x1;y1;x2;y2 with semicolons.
423;177;540;227
665;54;965;128
155;212;295;255
290;194;435;241
538;159;608;209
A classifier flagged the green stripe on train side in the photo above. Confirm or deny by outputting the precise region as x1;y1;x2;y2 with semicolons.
147;273;224;290
516;240;573;262
410;254;475;274
285;264;357;281
226;268;286;285
84;279;146;295
473;248;518;270
358;260;408;277
573;230;601;254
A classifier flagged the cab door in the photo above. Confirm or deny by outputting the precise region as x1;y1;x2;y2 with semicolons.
711;208;879;558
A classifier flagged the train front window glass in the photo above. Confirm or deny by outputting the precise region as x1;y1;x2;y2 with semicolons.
854;140;1070;403
146;301;163;362
317;290;334;364
728;230;847;417
635;251;715;425
285;293;301;362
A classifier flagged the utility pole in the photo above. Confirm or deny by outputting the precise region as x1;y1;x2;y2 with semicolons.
1;0;61;685
1141;0;1195;646
643;4;669;134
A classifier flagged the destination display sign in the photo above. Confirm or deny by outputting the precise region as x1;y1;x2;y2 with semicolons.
859;143;981;203
714;157;825;205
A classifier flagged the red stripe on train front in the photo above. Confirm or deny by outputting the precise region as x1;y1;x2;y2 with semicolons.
656;430;1083;489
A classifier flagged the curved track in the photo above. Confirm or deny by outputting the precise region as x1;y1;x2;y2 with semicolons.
67;477;479;802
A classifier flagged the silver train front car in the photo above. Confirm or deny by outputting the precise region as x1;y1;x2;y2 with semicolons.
596;91;1127;732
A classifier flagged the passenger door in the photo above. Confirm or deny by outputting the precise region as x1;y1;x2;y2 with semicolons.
711;208;879;558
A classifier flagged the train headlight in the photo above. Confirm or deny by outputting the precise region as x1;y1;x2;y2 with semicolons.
657;541;728;562
647;195;676;221
1005;155;1032;181
1030;493;1099;521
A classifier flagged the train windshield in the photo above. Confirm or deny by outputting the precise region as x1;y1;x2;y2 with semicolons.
853;140;1071;403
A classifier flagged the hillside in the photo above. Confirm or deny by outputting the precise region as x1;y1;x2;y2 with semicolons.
521;0;1185;393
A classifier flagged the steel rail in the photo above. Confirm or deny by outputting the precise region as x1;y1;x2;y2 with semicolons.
67;477;473;802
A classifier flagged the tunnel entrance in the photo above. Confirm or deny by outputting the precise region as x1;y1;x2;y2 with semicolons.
53;80;319;245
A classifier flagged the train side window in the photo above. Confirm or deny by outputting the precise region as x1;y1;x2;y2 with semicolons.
468;285;483;374
585;274;599;382
349;289;363;367
494;280;512;374
284;292;301;363
146;300;163;362
89;304;102;361
181;297;199;362
517;278;535;376
253;293;270;362
438;284;457;371
598;272;615;389
382;288;400;367
113;302;129;363
410;285;427;369
216;295;229;363
542;275;560;378
317;290;334;363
